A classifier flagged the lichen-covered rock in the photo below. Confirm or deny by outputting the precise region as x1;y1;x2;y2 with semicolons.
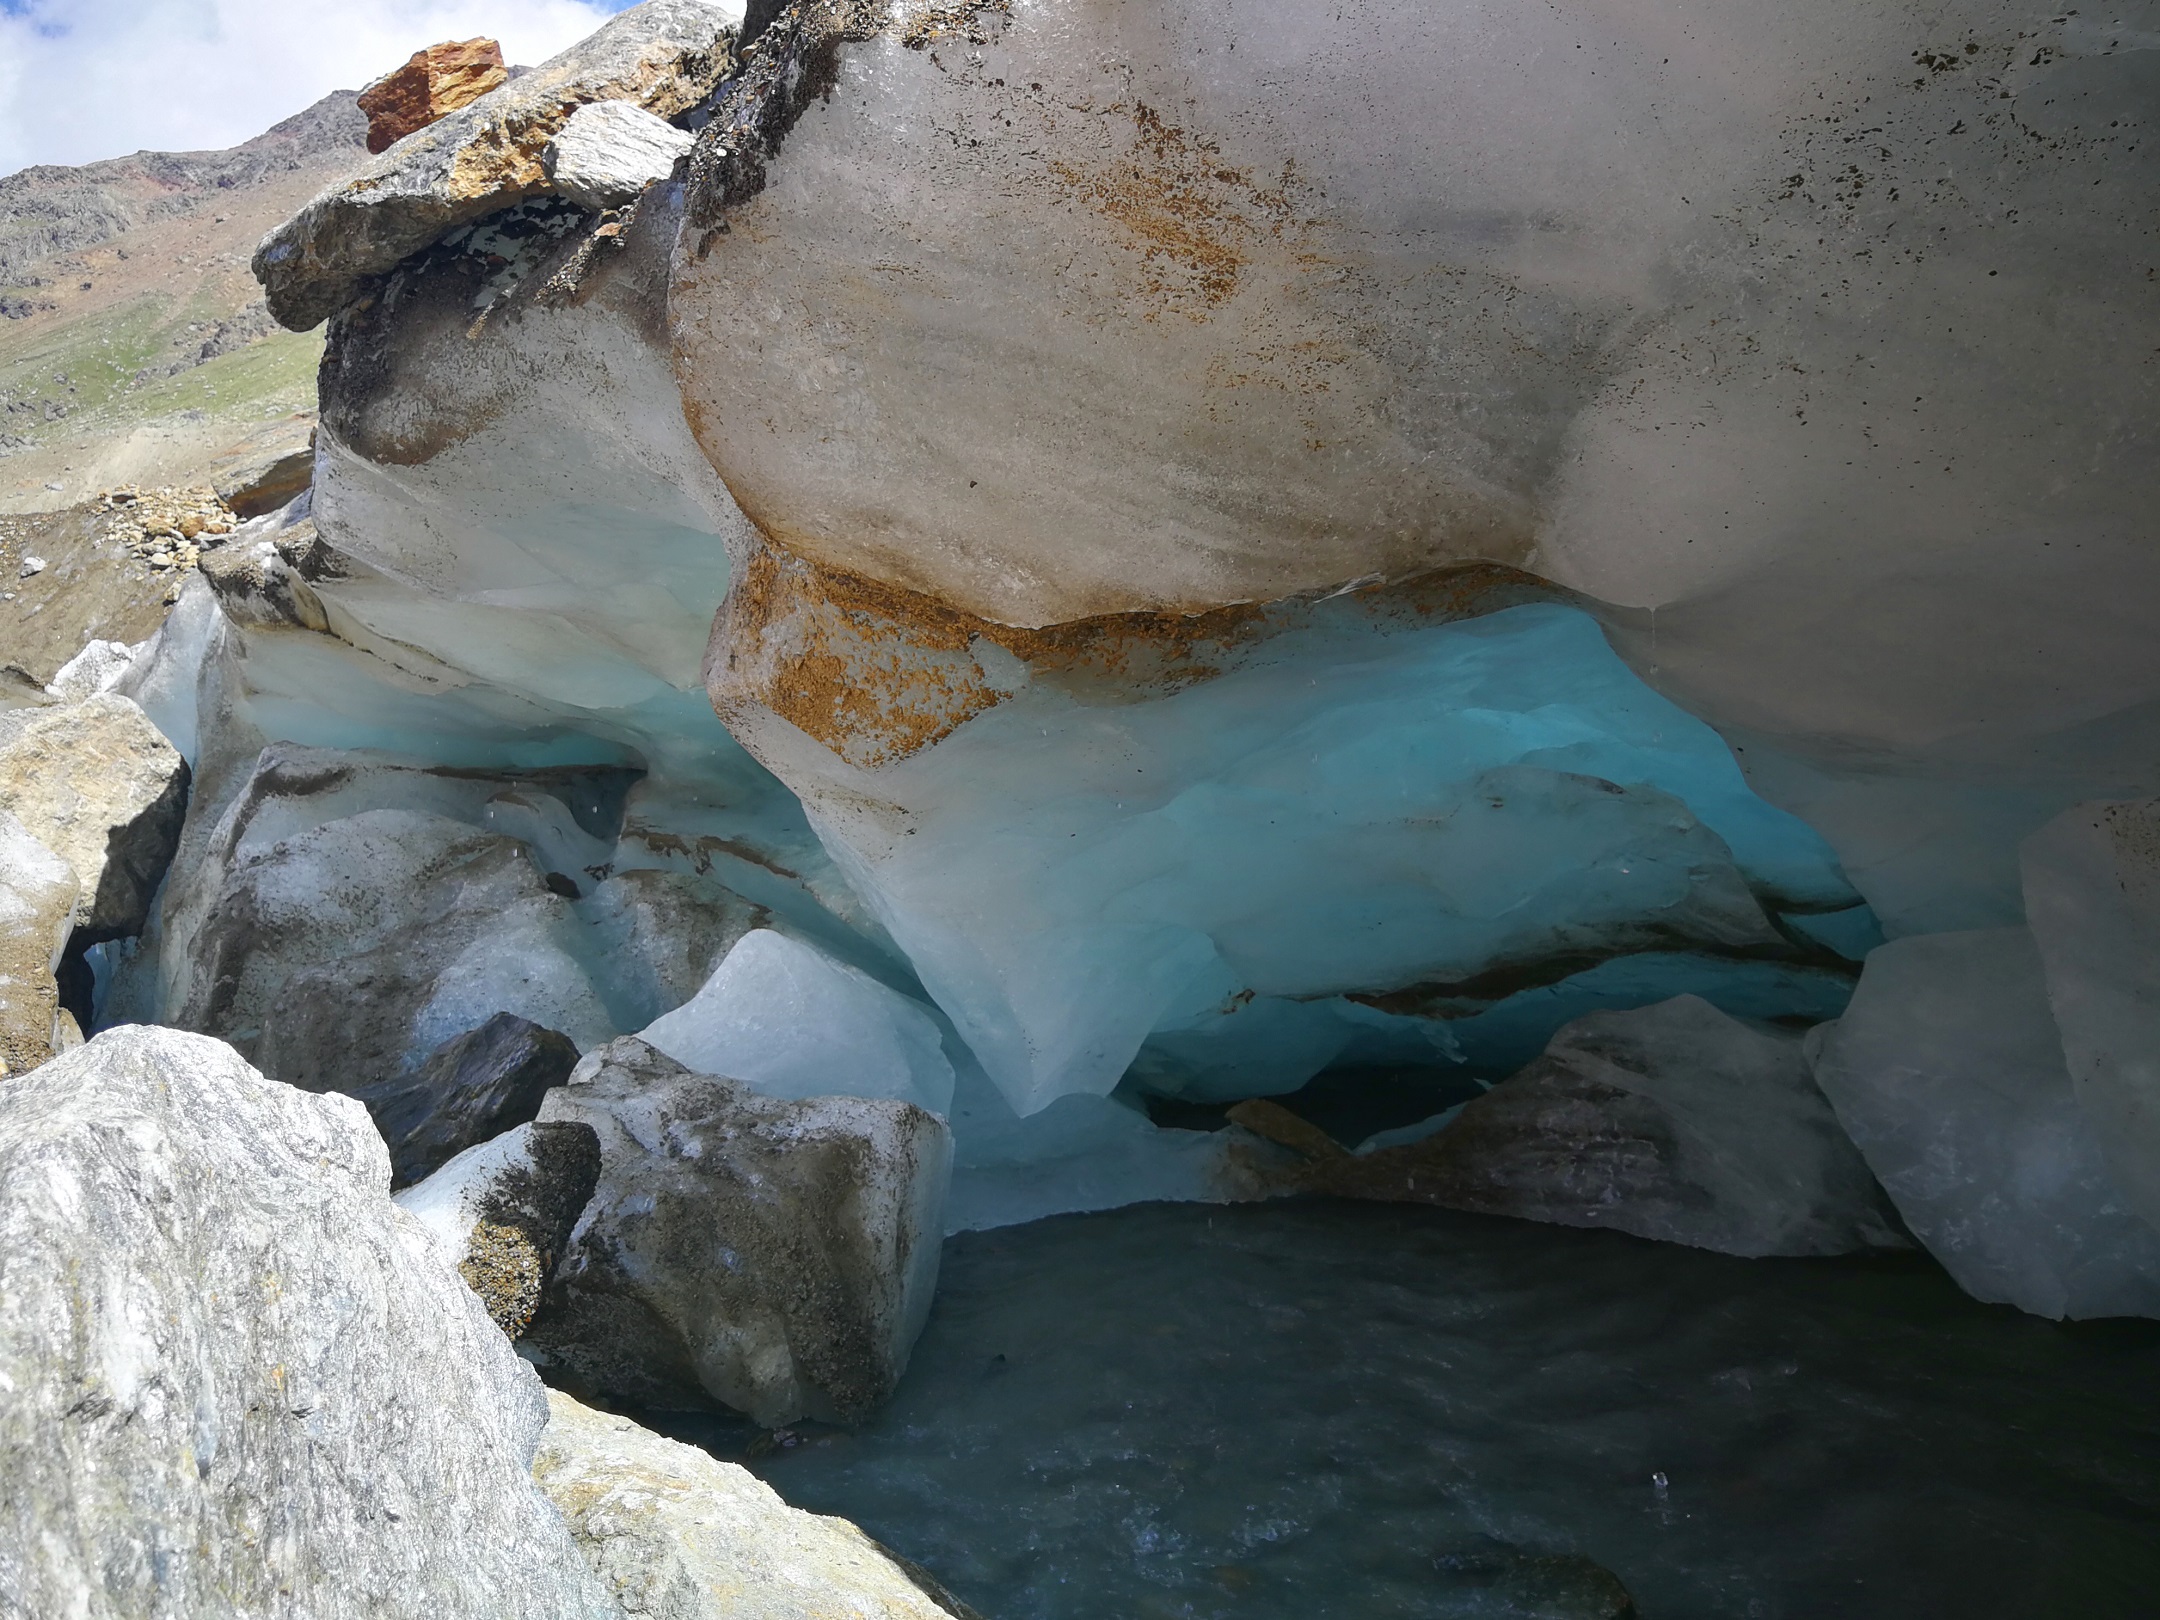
533;1388;979;1618
526;1037;950;1425
1233;996;1903;1259
544;98;696;210
362;1011;584;1187
0;810;77;1077
358;37;510;155
396;1119;603;1336
256;0;738;330
0;1025;618;1619
0;691;188;940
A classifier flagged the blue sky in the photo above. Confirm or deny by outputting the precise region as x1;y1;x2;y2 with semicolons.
0;0;647;176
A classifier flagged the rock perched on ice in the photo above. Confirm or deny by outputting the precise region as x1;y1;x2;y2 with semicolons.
198;527;334;632
528;1037;950;1425
396;1120;603;1336
0;692;188;939
0;811;77;1076
359;1011;582;1186
1233;996;1902;1258
0;1026;617;1618
533;1388;980;1619
2022;799;2160;1234
544;99;695;210
43;637;134;701
358;37;509;154
640;929;957;1115
256;0;738;329
1809;929;2160;1319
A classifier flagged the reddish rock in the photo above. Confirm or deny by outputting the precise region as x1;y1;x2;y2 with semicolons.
357;38;508;155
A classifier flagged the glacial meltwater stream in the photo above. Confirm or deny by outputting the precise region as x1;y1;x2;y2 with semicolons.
655;1200;2160;1620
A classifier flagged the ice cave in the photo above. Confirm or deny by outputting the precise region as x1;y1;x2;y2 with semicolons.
1;0;2157;1613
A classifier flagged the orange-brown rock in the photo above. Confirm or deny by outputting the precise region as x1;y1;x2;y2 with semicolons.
357;39;508;155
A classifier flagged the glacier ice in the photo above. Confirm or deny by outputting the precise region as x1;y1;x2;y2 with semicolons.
1808;929;2160;1320
2021;799;2160;1234
758;598;1865;1115
639;928;956;1116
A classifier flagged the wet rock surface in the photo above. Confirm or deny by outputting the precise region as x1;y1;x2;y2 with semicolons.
684;1198;2160;1620
1234;996;1903;1259
526;1037;950;1426
0;1025;616;1619
362;1010;583;1187
397;1118;603;1336
0;690;188;939
534;1388;978;1618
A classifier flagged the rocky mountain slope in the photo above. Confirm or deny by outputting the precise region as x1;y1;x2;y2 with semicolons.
0;91;367;511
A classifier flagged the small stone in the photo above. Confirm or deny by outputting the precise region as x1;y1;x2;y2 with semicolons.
17;556;43;578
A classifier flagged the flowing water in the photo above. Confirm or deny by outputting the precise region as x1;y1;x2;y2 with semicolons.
652;1200;2160;1619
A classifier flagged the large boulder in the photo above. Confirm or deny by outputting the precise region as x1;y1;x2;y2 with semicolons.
525;1037;951;1425
1233;995;1904;1259
1808;928;2160;1320
533;1388;979;1619
359;1011;583;1187
256;0;739;329
396;1119;604;1337
2021;799;2160;1233
0;1025;617;1618
0;810;77;1076
0;692;188;940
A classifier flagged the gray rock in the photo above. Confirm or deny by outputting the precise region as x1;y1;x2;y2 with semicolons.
361;1011;583;1187
198;531;332;632
0;691;187;940
533;1387;978;1619
0;809;76;1077
544;99;696;210
397;1119;603;1337
255;0;738;330
1233;995;1904;1259
0;1025;617;1618
176;805;615;1088
526;1037;951;1426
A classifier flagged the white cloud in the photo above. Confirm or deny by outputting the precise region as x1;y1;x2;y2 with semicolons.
0;0;641;176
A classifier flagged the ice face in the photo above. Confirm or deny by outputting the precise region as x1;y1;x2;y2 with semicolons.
783;600;1861;1115
1808;928;2160;1320
2022;799;2160;1234
639;929;957;1115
